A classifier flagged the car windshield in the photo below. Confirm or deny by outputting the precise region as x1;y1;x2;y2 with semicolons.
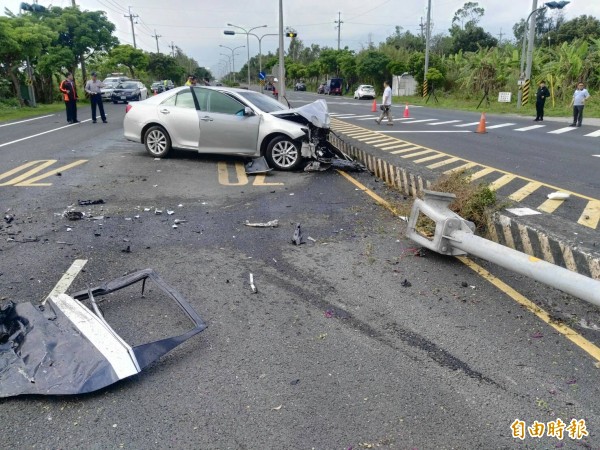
330;80;341;88
362;85;374;90
238;91;287;113
118;82;137;89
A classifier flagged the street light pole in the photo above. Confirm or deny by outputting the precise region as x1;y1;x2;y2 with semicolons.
278;0;285;102
219;44;245;83
226;24;267;89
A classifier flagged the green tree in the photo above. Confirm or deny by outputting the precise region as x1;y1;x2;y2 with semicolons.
146;53;185;82
548;15;600;44
193;67;213;82
356;51;390;90
108;45;148;78
452;2;485;29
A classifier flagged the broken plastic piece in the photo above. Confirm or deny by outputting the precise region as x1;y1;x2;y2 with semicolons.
245;219;279;228
0;269;206;397
249;273;257;293
401;279;412;287
78;199;104;206
64;211;84;221
4;214;14;224
547;192;570;200
245;156;272;174
292;223;303;245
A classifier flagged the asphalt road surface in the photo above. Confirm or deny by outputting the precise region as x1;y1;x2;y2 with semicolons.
1;100;600;449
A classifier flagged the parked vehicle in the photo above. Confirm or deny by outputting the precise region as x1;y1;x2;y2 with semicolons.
111;81;148;104
123;86;333;171
324;78;343;95
353;84;376;100
294;82;306;91
101;75;130;101
317;83;326;94
150;82;165;94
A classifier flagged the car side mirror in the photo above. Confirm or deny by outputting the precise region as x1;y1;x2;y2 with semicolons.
244;107;254;116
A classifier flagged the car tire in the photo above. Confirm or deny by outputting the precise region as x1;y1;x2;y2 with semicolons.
144;125;172;158
265;136;302;171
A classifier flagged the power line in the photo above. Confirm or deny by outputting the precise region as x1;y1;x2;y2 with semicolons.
124;6;139;49
151;29;162;53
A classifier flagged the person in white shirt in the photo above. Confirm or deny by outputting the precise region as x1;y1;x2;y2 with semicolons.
569;82;591;127
375;80;393;126
84;72;107;123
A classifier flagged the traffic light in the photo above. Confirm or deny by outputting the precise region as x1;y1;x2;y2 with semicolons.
285;32;297;38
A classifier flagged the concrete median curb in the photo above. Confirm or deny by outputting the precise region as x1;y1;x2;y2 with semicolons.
329;133;600;280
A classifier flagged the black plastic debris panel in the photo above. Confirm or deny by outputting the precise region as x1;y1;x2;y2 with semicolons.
0;269;206;398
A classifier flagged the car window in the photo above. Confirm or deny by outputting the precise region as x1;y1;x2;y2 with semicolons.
160;94;176;106
238;91;286;113
175;91;195;109
208;91;245;115
120;83;137;89
192;87;209;110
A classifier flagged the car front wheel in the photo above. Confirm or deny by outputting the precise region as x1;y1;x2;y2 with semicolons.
144;125;172;158
265;136;302;171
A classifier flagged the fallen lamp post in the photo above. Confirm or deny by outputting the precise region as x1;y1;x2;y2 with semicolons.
406;190;600;306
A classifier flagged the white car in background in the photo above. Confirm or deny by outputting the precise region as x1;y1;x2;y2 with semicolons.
353;84;376;100
123;86;333;171
101;76;129;101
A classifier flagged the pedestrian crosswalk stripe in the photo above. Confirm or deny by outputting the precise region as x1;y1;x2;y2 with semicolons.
429;120;461;126
413;153;448;164
379;142;413;150
390;146;422;154
346;131;374;138
486;123;516;129
454;122;481;128
538;198;565;213
427;157;460;169
549;127;577;134
362;137;395;144
585;130;600;137
469;167;496;180
400;119;437;124
509;182;543;202
515;125;546;131
578;200;600;229
401;149;435;159
444;162;478;174
489;174;517;190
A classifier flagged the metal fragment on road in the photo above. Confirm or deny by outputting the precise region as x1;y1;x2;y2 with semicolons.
78;199;104;206
249;273;257;293
292;223;303;245
245;219;279;228
64;211;84;221
245;156;272;174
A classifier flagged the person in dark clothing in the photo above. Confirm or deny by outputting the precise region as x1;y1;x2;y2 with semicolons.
59;72;78;123
534;81;550;121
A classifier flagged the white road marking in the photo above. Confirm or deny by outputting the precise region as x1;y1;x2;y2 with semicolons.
428;120;461;126
0;114;55;127
377;130;471;133
515;125;546;131
485;123;516;129
585;130;600;137
348;114;378;119
548;127;578;134
43;259;87;304
593;155;600;158
0;119;93;148
398;119;437;124
454;122;481;127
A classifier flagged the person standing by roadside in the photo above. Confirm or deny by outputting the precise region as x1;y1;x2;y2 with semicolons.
570;82;591;127
59;72;78;124
84;72;107;124
534;80;550;121
375;80;393;126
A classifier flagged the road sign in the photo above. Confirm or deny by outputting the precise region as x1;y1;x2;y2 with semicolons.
258;71;266;80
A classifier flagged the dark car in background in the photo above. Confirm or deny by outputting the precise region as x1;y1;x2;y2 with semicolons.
111;81;148;104
325;78;343;95
294;82;306;91
150;82;165;94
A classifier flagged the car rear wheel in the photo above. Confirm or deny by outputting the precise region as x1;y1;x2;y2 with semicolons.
265;136;302;171
144;126;171;158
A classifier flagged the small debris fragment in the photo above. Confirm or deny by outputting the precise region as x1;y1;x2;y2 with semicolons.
292;223;303;245
324;310;334;318
398;216;409;222
245;220;279;228
461;281;469;288
249;273;257;294
547;192;570;200
173;219;187;224
307;236;316;242
401;279;412;287
78;199;104;206
272;405;282;411
290;379;300;385
172;224;178;229
4;214;14;224
122;245;131;253
530;331;544;339
154;209;163;215
91;216;104;220
64;211;84;221
566;378;577;385
167;210;175;215
178;204;183;208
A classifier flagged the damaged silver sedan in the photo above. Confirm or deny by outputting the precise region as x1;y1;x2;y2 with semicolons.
123;86;338;171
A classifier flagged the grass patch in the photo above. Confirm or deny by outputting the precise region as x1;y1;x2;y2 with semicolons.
0;102;67;123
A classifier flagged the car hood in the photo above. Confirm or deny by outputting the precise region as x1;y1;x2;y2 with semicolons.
270;99;330;129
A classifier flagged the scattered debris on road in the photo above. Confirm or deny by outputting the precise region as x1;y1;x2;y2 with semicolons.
4;214;14;224
547;192;570;200
245;219;279;228
245;156;272;174
401;279;412;287
64;211;84;221
249;273;257;293
78;199;105;206
292;223;303;245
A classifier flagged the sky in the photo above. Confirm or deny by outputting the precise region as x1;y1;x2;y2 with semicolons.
3;0;598;79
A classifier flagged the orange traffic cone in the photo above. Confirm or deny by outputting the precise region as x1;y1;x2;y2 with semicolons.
403;103;410;118
475;112;487;133
371;99;377;112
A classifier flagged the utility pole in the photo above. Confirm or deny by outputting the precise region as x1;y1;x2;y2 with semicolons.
497;28;505;44
278;0;285;102
169;42;176;58
124;7;139;49
71;0;76;6
423;0;432;98
419;17;425;41
334;12;343;50
152;29;162;54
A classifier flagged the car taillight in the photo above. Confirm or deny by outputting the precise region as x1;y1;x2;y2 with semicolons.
125;104;133;113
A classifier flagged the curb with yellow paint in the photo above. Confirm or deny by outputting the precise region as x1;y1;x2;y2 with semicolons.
329;123;600;281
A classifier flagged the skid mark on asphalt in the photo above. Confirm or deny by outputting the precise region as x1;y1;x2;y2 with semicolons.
331;118;600;231
337;169;600;365
0;160;88;187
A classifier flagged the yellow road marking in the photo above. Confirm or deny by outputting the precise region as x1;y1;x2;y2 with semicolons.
427;157;460;169
0;160;56;185
378;142;411;150
217;161;247;185
15;160;88;186
508;181;542;202
489;174;516;191
412;154;447;164
444;162;478;174
337;169;600;364
0;160;47;182
469;167;496;181
578;200;600;229
400;150;435;159
253;174;283;186
391;146;422;154
363;137;395;145
538;198;564;213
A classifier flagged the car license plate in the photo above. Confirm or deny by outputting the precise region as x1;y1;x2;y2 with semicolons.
120;96;126;99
